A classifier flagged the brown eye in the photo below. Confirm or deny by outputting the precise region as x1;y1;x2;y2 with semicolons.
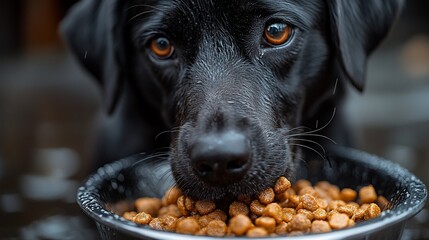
150;37;174;58
264;23;292;46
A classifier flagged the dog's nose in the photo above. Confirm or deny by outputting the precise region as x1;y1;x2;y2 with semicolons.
190;131;251;185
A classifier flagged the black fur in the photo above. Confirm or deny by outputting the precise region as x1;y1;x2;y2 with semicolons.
61;0;403;199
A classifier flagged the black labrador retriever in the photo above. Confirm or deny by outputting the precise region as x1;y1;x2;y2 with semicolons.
61;0;403;199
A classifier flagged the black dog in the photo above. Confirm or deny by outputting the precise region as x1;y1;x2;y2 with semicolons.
61;0;402;199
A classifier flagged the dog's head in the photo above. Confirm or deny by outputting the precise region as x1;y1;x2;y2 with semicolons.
62;0;403;199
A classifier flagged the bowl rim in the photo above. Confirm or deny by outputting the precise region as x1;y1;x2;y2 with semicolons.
77;146;427;240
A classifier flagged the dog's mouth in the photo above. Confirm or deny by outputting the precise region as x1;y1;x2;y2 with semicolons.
169;122;296;200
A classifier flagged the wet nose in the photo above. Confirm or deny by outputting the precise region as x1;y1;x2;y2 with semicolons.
190;131;251;185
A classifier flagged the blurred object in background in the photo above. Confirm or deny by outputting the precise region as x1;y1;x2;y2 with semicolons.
0;0;100;238
345;1;429;239
0;0;428;239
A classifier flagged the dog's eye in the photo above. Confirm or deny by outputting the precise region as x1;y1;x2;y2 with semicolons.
264;23;292;46
150;37;174;58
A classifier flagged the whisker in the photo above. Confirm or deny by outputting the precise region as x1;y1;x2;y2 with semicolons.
127;4;158;11
288;143;326;162
288;138;326;156
155;128;181;140
283;126;312;135
128;10;155;23
303;107;336;135
286;133;337;144
132;152;170;167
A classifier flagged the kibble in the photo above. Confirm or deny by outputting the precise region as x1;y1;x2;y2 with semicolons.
359;185;378;204
206;220;227;237
229;201;249;217
133;212;152;225
274;176;291;194
195;200;216;215
176;218;200;234
122;176;388;237
258;188;275;204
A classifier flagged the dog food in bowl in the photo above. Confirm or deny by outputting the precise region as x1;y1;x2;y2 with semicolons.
122;176;386;237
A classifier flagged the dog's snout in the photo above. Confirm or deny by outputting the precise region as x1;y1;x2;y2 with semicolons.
190;131;251;185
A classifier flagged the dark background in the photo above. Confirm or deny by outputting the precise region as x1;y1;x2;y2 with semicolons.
0;0;428;239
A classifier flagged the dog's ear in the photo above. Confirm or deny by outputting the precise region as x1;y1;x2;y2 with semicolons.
328;0;404;91
60;0;128;114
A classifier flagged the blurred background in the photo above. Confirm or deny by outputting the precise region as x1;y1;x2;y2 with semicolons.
0;0;428;239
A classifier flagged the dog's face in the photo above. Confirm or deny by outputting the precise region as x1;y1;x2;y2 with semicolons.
62;0;403;199
129;0;329;199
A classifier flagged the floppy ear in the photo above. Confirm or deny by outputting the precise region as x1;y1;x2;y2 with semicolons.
328;0;404;91
60;0;128;114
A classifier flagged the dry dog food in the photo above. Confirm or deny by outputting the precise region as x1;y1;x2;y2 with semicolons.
122;177;386;237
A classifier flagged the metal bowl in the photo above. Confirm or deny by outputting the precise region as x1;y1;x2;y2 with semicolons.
77;146;427;240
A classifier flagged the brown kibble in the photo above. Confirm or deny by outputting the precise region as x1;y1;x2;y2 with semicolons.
327;185;341;200
328;213;349;229
149;216;178;231
328;200;346;211
341;188;357;202
195;200;216;215
287;214;311;232
195;227;208;236
314;186;329;199
364;203;381;220
246;227;268;237
123;211;137;221
315;181;332;190
275;222;288;234
288;194;300;208
277;188;296;202
149;218;163;230
297;209;314;221
158;204;182;218
255;217;276;233
352;208;365;221
184;196;196;212
165;187;182;205
135;198;162;216
229;201;249;217
293;179;311;192
313;208;327;220
258;188;275;204
127;177;387;237
282;212;294;223
316;198;329;209
198;209;227;227
209;209;227;222
281;208;295;222
337;204;358;218
262;203;283;223
274;176;291;194
250;200;265;216
359;185;378;204
377;196;389;210
229;214;252;236
176;218;200;234
300;194;319;211
299;186;317;197
177;195;189;216
133;212;152;225
311;220;331;233
207;220;227;237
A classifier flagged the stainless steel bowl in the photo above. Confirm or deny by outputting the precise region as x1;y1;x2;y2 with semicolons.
77;146;427;240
